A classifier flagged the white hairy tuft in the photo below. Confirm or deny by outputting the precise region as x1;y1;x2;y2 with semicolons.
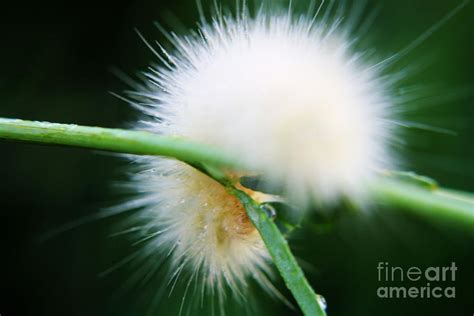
125;3;396;306
136;10;394;206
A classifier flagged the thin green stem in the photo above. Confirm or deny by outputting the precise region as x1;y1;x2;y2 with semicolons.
230;188;327;316
0;118;239;169
371;177;474;228
1;118;473;227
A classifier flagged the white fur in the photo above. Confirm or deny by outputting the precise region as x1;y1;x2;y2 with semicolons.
138;11;393;206
127;5;395;305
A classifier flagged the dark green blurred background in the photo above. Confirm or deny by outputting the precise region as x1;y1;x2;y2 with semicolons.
0;0;473;315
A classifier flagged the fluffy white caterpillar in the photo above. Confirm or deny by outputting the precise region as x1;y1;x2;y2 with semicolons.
126;1;396;309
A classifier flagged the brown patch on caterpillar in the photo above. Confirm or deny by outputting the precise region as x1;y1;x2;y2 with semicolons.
206;185;256;243
220;194;255;236
182;165;257;240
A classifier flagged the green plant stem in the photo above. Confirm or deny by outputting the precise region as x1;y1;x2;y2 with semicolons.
1;118;473;225
230;187;327;316
372;178;474;228
0;118;238;169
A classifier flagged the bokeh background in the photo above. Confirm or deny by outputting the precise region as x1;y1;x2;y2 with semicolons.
1;0;473;315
